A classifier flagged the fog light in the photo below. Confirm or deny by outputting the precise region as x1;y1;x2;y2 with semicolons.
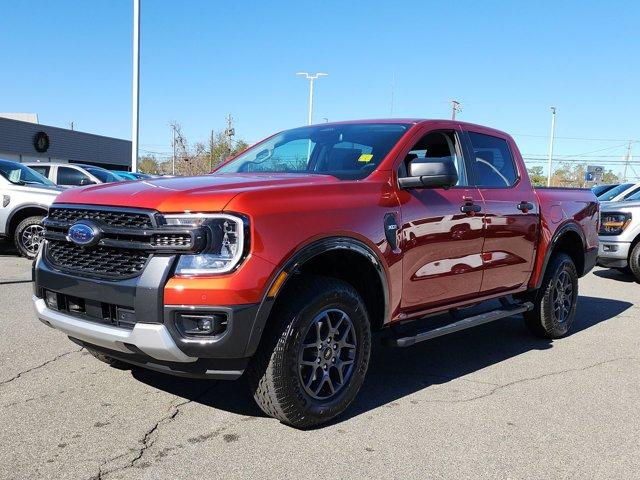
176;312;227;336
45;290;58;310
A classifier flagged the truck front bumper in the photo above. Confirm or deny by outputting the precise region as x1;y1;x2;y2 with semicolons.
33;249;264;379
34;296;195;363
597;239;631;268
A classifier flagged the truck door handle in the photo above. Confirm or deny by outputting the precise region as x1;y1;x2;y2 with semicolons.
517;201;534;212
460;203;482;214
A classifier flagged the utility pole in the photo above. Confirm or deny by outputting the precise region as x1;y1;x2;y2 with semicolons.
224;114;235;157
131;0;140;172
296;72;328;125
623;140;634;182
546;106;557;186
171;124;176;175
451;100;462;120
209;129;214;172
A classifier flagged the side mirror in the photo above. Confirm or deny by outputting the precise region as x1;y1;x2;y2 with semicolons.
80;178;97;186
398;158;458;189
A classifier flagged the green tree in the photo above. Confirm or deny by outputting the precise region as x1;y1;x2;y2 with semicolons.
527;166;546;186
138;155;159;174
602;169;620;184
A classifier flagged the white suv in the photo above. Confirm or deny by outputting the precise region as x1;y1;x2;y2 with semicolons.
0;159;61;258
23;162;123;189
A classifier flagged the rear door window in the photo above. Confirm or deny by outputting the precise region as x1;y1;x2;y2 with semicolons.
29;165;50;178
468;132;518;188
57;166;91;186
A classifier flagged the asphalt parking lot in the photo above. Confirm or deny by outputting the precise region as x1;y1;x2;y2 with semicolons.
1;244;638;480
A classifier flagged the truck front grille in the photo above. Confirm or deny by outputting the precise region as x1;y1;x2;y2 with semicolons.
47;207;154;230
46;240;149;279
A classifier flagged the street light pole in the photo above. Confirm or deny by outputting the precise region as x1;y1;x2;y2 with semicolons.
546;106;557;186
451;100;462;120
131;0;140;173
296;72;328;125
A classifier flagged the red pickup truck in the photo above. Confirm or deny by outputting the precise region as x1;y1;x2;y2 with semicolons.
33;119;598;428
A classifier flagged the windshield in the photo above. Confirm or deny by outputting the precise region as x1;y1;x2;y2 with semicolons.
84;166;122;183
625;189;640;201
592;184;616;196
598;183;634;201
0;159;56;186
215;123;411;180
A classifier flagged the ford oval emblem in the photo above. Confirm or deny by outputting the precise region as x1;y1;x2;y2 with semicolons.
68;222;100;247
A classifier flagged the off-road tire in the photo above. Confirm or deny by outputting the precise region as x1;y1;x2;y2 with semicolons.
247;275;371;429
87;349;130;369
629;242;640;283
14;215;45;259
524;253;579;339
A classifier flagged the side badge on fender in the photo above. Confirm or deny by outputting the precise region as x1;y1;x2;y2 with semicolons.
384;213;399;251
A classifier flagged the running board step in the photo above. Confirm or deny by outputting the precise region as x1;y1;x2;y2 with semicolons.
383;302;534;347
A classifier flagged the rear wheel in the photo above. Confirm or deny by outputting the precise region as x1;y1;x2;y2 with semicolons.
248;275;371;429
524;253;579;339
629;242;640;283
14;215;45;259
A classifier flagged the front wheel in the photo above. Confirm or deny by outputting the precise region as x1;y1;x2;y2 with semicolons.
524;253;579;339
14;215;45;259
628;242;640;283
248;275;371;429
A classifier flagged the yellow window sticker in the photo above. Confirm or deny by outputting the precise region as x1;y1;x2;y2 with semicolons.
358;153;373;163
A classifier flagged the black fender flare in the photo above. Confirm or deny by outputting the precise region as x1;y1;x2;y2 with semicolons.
242;236;390;357
5;204;49;234
534;221;586;290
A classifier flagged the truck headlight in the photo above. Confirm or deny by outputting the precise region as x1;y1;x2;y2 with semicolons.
599;212;631;236
163;214;246;275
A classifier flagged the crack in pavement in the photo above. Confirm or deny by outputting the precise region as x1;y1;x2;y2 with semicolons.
93;383;219;480
0;347;82;387
420;356;638;404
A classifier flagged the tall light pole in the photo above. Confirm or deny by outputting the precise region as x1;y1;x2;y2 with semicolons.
546;106;557;186
451;100;462;120
296;72;328;125
131;0;140;172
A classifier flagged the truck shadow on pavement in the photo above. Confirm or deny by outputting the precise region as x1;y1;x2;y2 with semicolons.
131;294;632;426
593;268;639;284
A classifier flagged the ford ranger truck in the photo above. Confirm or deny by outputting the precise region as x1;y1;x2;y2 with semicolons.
33;120;599;428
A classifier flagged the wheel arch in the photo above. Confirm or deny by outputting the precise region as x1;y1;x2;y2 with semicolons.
243;236;389;357
534;221;587;289
6;204;49;236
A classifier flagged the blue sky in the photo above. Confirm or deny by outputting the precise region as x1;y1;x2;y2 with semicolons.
1;0;639;176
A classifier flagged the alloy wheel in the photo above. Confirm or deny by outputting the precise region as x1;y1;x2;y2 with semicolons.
297;308;358;400
21;224;45;255
551;270;573;325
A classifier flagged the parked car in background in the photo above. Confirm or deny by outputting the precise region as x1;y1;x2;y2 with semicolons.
591;183;618;197
597;199;640;281
32;119;599;427
111;170;154;180
597;182;640;202
24;162;124;189
0;159;60;258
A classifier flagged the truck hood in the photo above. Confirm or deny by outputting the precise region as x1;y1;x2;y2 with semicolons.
53;173;340;212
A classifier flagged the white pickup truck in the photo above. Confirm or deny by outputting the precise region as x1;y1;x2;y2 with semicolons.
597;193;640;281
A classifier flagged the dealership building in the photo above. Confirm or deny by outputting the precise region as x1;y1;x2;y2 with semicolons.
0;114;131;170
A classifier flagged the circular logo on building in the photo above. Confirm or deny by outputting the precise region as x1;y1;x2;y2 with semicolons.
33;131;50;153
67;222;101;247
